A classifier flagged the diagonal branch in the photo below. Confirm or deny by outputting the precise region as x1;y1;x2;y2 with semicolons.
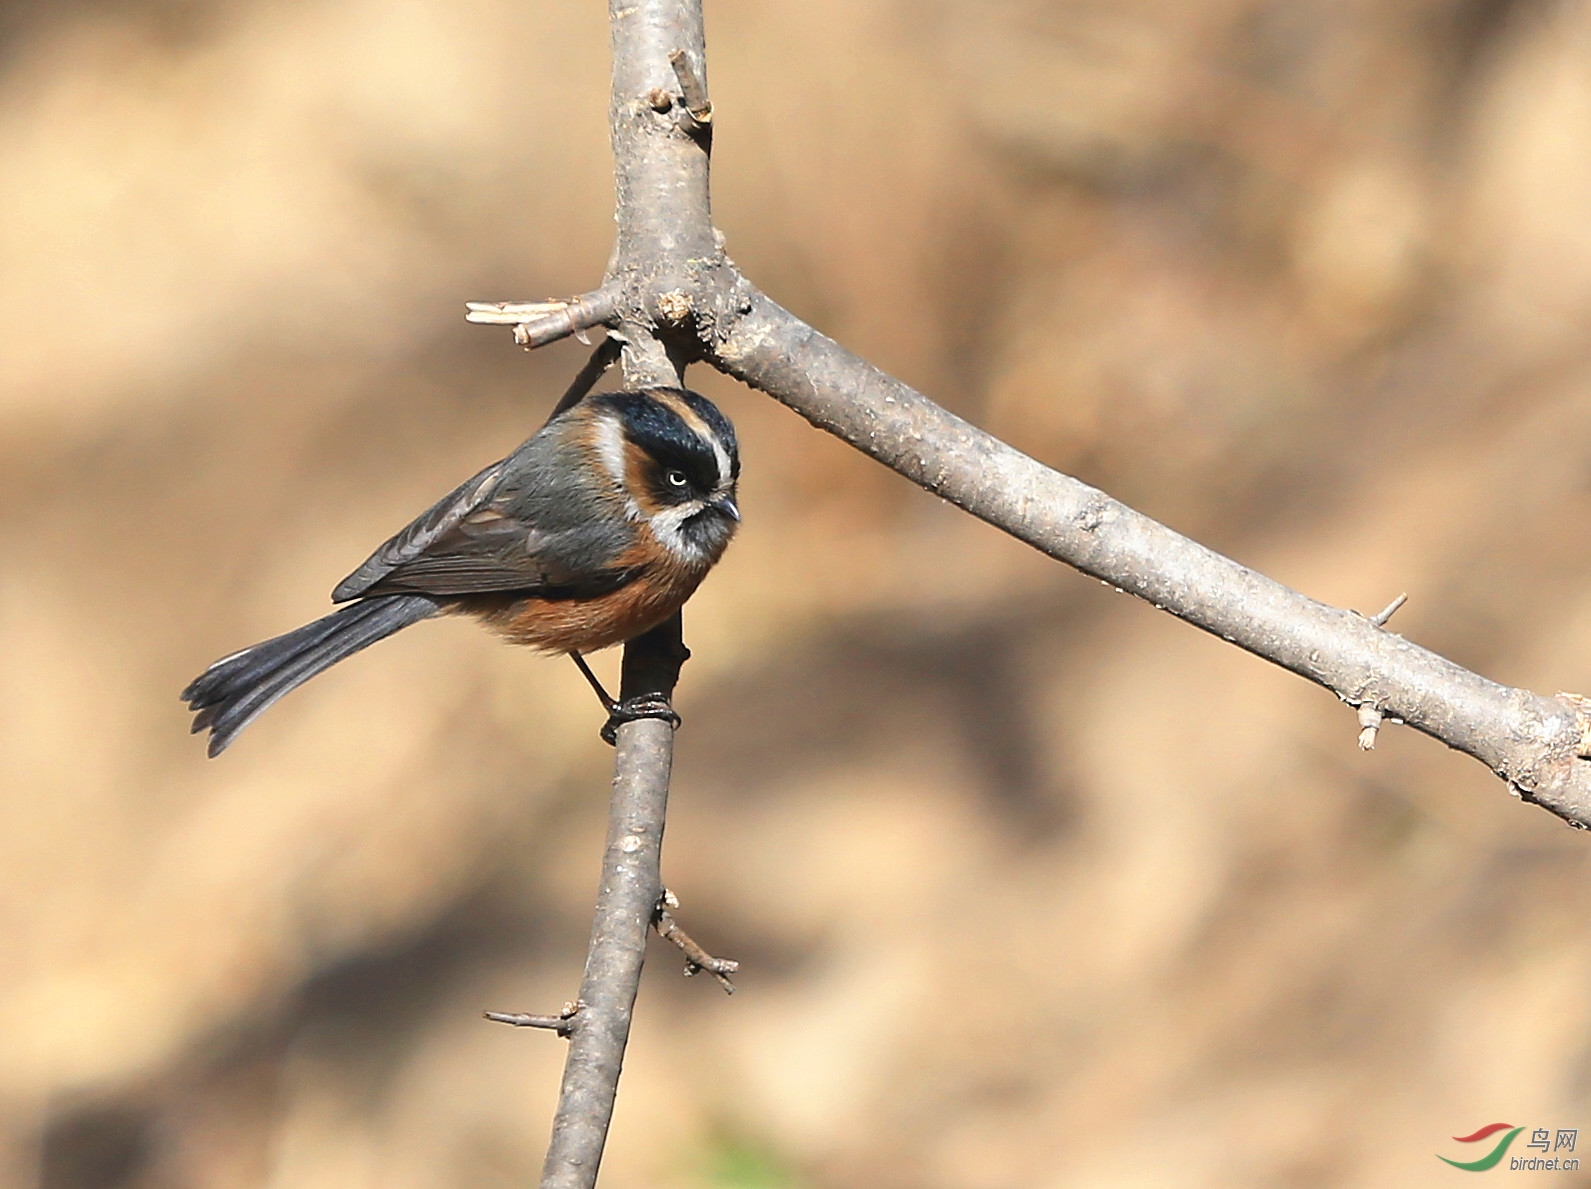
709;287;1591;827
654;892;738;993
545;335;623;426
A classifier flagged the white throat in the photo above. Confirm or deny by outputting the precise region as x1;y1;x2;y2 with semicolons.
649;503;713;564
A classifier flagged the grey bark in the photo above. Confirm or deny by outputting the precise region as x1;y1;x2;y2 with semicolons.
539;619;686;1189
709;291;1591;827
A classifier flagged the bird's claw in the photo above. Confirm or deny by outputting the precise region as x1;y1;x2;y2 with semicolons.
601;694;681;745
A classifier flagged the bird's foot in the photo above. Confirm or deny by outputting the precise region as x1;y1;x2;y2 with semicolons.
568;651;682;744
601;694;681;746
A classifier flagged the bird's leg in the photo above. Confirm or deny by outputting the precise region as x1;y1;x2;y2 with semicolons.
569;651;681;744
569;651;617;711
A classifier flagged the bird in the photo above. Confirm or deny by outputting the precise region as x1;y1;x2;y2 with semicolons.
183;386;740;757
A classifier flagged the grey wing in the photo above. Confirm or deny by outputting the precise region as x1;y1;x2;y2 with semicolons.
355;509;640;599
331;459;508;602
334;427;640;602
344;442;642;600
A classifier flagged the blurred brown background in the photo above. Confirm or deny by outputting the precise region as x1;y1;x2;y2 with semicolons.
4;1;1591;1186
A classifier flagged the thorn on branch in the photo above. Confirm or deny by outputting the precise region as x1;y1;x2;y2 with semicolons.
653;891;737;994
484;1000;586;1037
464;287;620;350
1357;703;1385;750
668;49;712;134
1367;593;1408;628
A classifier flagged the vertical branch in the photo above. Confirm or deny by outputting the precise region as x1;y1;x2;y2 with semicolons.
535;6;713;1183
604;0;715;279
603;0;718;388
467;0;737;1174
540;618;687;1189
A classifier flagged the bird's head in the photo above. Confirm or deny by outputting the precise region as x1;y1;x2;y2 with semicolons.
590;387;740;565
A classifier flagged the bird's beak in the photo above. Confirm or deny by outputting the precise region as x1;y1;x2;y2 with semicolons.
712;496;740;522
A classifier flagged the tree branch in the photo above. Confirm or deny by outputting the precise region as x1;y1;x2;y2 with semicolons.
525;3;715;1186
654;891;738;993
709;286;1591;827
540;618;687;1189
485;1000;584;1037
465;287;621;349
475;0;1591;1179
545;335;623;426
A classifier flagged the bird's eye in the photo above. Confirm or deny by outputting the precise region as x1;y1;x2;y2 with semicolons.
665;469;689;488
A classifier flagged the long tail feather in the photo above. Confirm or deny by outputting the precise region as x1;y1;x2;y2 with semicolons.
182;595;439;756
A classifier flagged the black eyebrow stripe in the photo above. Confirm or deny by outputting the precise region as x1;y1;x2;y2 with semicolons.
601;392;722;487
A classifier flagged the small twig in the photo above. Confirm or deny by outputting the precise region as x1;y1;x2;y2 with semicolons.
465;287;620;350
653;890;737;994
1368;593;1408;627
667;50;709;113
466;300;567;322
668;49;712;133
1350;600;1403;749
545;336;623;426
485;1001;585;1038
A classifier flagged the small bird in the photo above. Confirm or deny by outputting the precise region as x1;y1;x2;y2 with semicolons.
183;386;740;756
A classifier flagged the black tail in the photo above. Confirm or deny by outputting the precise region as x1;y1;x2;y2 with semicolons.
182;595;439;757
